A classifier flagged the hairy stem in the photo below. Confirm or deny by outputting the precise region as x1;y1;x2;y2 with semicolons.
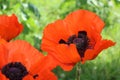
76;62;81;80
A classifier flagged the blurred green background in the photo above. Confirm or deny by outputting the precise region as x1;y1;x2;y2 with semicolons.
0;0;120;80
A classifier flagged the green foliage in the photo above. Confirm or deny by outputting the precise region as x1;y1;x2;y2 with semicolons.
0;0;120;80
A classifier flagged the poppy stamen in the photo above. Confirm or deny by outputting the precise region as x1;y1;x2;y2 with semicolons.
59;31;89;57
59;39;66;44
1;62;28;80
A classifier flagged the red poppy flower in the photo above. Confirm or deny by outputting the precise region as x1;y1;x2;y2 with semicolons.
0;14;23;41
0;40;57;80
41;10;115;71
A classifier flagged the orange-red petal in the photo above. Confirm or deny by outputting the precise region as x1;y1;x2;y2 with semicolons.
45;44;80;71
94;40;115;58
23;74;34;80
0;14;23;41
42;20;70;44
24;71;57;80
6;40;44;70
0;44;8;68
38;70;57;80
28;55;57;80
0;37;7;44
47;54;75;71
64;10;105;33
58;62;75;71
82;40;115;63
0;72;7;80
8;50;30;69
55;44;80;64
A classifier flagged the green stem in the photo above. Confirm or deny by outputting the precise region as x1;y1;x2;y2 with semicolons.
76;62;81;80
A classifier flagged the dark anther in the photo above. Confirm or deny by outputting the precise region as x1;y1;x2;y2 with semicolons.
59;31;89;58
33;74;39;79
78;31;87;38
1;62;28;80
59;39;66;44
67;35;76;44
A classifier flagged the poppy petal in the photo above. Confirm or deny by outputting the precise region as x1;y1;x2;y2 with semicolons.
23;75;34;80
44;55;58;70
46;54;74;71
58;62;75;71
28;57;44;75
83;40;115;63
94;40;115;57
6;40;44;69
0;37;7;44
29;55;56;75
0;14;23;41
81;49;95;64
0;44;8;68
64;10;104;33
0;72;7;80
55;44;81;63
45;44;80;71
38;70;57;80
92;15;105;33
28;55;57;80
8;51;29;69
42;20;70;44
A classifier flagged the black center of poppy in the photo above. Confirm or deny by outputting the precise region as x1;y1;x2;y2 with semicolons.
1;62;28;80
59;31;89;57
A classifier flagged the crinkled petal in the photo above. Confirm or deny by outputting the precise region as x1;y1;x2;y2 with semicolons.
0;44;8;68
38;70;57;80
0;37;7;44
94;40;115;57
23;74;34;80
28;55;57;80
45;44;80;71
29;55;56;75
0;14;23;41
42;20;70;44
55;44;81;63
0;72;7;80
64;10;104;33
8;51;29;69
6;40;44;70
82;40;115;63
58;62;75;71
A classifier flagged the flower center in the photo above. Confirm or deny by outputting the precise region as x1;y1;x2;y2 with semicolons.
59;31;89;57
1;62;28;80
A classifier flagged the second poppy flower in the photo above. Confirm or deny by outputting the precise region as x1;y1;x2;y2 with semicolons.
0;40;57;80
